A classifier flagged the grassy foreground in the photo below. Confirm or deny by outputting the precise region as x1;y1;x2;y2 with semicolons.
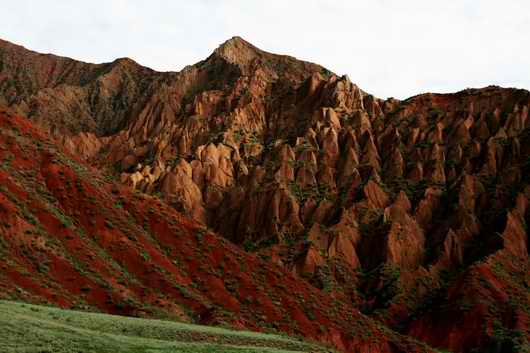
0;301;333;353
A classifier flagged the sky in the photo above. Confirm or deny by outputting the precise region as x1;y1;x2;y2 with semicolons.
2;0;529;99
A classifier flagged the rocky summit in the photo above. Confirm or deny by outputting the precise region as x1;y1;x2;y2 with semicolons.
0;36;529;353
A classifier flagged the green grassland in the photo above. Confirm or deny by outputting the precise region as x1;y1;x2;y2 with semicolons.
0;301;333;353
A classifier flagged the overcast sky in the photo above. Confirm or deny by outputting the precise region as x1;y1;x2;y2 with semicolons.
3;0;529;99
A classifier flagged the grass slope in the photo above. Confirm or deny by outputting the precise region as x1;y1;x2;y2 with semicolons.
0;301;332;353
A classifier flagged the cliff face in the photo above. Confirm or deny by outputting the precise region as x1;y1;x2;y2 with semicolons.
0;37;529;353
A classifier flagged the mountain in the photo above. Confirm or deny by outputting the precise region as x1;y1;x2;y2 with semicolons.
0;36;529;353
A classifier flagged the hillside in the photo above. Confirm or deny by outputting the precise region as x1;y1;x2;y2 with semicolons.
0;37;529;353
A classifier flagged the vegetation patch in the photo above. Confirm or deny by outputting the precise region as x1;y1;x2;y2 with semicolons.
0;300;332;353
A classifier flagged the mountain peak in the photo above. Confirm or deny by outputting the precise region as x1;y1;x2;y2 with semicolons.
213;36;263;66
111;57;144;70
217;36;255;51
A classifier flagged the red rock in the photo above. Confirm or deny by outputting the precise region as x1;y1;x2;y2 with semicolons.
363;180;390;209
502;195;528;258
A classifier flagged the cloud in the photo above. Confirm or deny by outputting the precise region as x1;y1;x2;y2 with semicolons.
2;0;529;99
